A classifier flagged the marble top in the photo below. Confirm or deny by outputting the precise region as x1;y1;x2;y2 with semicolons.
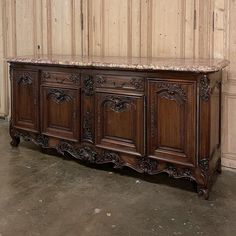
7;55;229;73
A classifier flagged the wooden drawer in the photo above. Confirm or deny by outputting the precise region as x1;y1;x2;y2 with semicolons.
41;70;80;86
94;74;144;92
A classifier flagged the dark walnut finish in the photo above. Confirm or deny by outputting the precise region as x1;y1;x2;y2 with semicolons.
8;56;228;200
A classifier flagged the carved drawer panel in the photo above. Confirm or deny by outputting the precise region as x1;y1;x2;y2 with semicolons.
95;75;144;91
41;70;80;86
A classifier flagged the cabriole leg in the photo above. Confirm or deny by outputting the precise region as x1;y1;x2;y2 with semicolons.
9;121;20;147
197;185;210;200
216;159;222;174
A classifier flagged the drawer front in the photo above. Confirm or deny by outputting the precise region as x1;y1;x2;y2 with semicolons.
42;70;80;86
95;75;144;92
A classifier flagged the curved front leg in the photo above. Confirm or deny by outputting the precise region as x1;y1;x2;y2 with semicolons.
9;120;20;147
197;185;210;200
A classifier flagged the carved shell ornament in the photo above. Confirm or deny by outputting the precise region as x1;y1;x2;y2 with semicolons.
47;89;72;104
103;96;132;113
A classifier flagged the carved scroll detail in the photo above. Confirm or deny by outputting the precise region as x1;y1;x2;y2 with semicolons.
9;127;199;187
158;82;187;104
56;142;121;166
130;78;144;90
102;95;132;112
47;89;72;104
95;76;144;90
68;74;80;83
17;72;33;85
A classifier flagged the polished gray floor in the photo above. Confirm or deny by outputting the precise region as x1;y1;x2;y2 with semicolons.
0;119;236;236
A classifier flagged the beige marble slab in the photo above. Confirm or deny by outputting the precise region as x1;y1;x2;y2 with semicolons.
7;55;229;73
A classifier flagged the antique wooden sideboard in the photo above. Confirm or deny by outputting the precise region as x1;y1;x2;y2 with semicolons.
7;55;229;199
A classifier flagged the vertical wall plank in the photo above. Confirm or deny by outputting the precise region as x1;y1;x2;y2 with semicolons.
140;0;148;57
197;0;214;58
0;0;4;115
130;0;141;57
73;0;82;55
51;0;72;54
184;0;195;58
15;0;35;56
102;0;129;56
152;0;183;57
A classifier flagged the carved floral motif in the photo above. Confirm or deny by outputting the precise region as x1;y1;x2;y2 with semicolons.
138;157;158;174
36;135;49;148
199;158;209;177
68;74;80;83
95;75;106;85
200;75;211;101
83;75;94;96
82;111;93;141
16;72;33;85
166;165;192;179
42;72;51;80
158;82;187;104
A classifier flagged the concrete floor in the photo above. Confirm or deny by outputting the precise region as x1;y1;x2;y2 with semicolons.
0;120;236;236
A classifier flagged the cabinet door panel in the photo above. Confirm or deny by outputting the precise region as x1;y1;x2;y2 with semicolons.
41;86;80;141
148;80;196;166
12;69;39;132
95;93;144;155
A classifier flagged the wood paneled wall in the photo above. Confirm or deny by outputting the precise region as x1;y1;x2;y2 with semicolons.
0;0;235;168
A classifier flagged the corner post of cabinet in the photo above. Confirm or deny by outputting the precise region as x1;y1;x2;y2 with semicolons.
8;63;20;147
81;74;95;144
197;74;211;199
9;63;14;126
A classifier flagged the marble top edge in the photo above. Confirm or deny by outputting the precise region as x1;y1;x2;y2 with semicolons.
6;55;230;73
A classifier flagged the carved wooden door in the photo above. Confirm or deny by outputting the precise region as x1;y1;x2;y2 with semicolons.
95;93;144;156
12;68;39;132
41;86;80;141
147;79;197;167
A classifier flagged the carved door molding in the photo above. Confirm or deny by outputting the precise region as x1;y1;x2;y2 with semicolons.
95;92;144;155
148;79;197;167
41;86;80;141
12;68;39;132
